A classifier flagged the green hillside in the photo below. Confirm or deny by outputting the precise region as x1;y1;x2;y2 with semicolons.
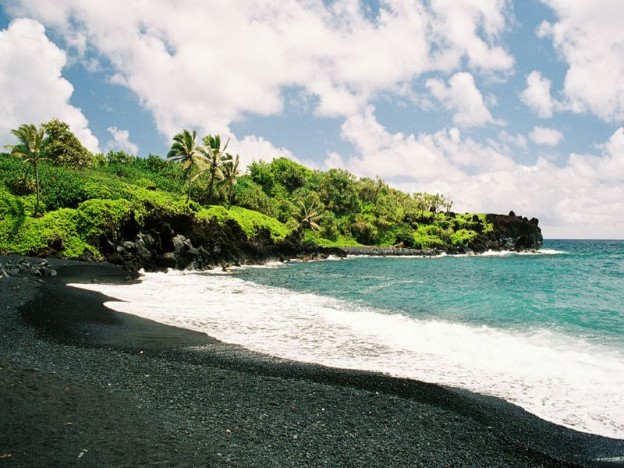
1;121;494;260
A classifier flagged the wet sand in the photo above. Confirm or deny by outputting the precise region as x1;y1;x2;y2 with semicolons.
1;258;623;466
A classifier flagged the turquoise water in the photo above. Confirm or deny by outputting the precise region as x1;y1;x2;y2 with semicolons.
72;240;624;438
236;240;624;349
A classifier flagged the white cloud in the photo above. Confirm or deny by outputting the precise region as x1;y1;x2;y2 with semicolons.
337;106;510;184
426;72;503;127
228;134;295;169
568;128;624;182
496;131;528;151
106;127;139;155
4;0;426;136
0;18;99;151
4;0;513;139
529;127;564;146
428;0;514;71
521;71;556;118
540;0;624;123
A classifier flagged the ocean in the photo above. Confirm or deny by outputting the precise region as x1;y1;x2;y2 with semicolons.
71;240;624;440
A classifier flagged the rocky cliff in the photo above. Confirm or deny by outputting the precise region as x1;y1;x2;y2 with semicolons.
95;210;344;271
90;210;543;271
470;213;543;252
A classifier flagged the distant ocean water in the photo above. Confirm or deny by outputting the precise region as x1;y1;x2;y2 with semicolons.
72;240;624;439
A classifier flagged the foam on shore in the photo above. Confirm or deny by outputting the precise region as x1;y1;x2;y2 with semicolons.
70;269;624;440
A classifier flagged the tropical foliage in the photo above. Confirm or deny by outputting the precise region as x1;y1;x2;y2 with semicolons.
4;123;46;215
41;119;93;169
1;120;495;259
221;154;240;207
167;129;205;203
199;134;230;205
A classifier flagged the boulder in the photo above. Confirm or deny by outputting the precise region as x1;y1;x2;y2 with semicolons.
0;259;57;279
469;214;543;252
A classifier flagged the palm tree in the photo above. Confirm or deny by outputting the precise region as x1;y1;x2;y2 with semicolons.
295;198;322;232
5;123;46;214
167;129;206;203
221;154;240;207
200;134;230;205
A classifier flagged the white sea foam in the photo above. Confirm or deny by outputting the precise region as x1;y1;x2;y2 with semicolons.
536;248;568;255
346;253;449;259
70;270;624;440
347;249;566;259
478;249;566;257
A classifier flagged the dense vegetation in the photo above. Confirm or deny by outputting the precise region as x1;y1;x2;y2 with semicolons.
1;120;494;260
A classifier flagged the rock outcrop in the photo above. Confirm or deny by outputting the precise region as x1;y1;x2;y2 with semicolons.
341;246;445;257
98;211;345;272
469;213;543;253
102;210;543;270
0;258;57;279
10;208;543;271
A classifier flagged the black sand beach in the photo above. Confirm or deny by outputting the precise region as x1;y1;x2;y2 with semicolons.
2;258;624;466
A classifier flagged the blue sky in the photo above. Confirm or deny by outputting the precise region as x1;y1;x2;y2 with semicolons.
1;0;623;238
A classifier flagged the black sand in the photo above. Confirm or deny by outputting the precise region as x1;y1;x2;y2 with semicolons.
2;258;624;466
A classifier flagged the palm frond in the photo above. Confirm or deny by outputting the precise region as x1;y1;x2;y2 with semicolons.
6;123;46;214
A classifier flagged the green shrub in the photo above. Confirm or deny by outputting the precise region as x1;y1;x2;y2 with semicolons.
350;214;378;245
0;203;95;258
233;176;278;218
412;232;445;249
197;205;230;223
197;205;290;242
450;228;478;247
76;199;133;243
319;211;339;241
8;175;35;196
393;226;417;248
229;206;289;241
39;165;90;209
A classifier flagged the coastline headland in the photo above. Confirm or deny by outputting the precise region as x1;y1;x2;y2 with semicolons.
2;257;624;466
76;210;544;272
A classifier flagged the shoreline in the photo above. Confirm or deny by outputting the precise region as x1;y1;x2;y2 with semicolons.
2;258;624;466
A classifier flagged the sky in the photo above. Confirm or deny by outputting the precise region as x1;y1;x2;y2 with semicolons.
0;0;623;239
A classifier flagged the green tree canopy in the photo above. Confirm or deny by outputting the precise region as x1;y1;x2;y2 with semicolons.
41;119;92;169
232;176;278;218
269;157;313;193
200;134;230;205
248;160;277;196
167;129;206;203
316;168;360;215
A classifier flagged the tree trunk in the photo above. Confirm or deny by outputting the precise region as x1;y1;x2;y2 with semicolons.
34;160;40;215
228;184;234;208
207;171;215;205
186;166;193;205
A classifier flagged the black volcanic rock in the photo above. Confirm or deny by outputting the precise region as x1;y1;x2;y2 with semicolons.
91;210;545;269
469;213;543;253
102;210;346;271
0;258;57;278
